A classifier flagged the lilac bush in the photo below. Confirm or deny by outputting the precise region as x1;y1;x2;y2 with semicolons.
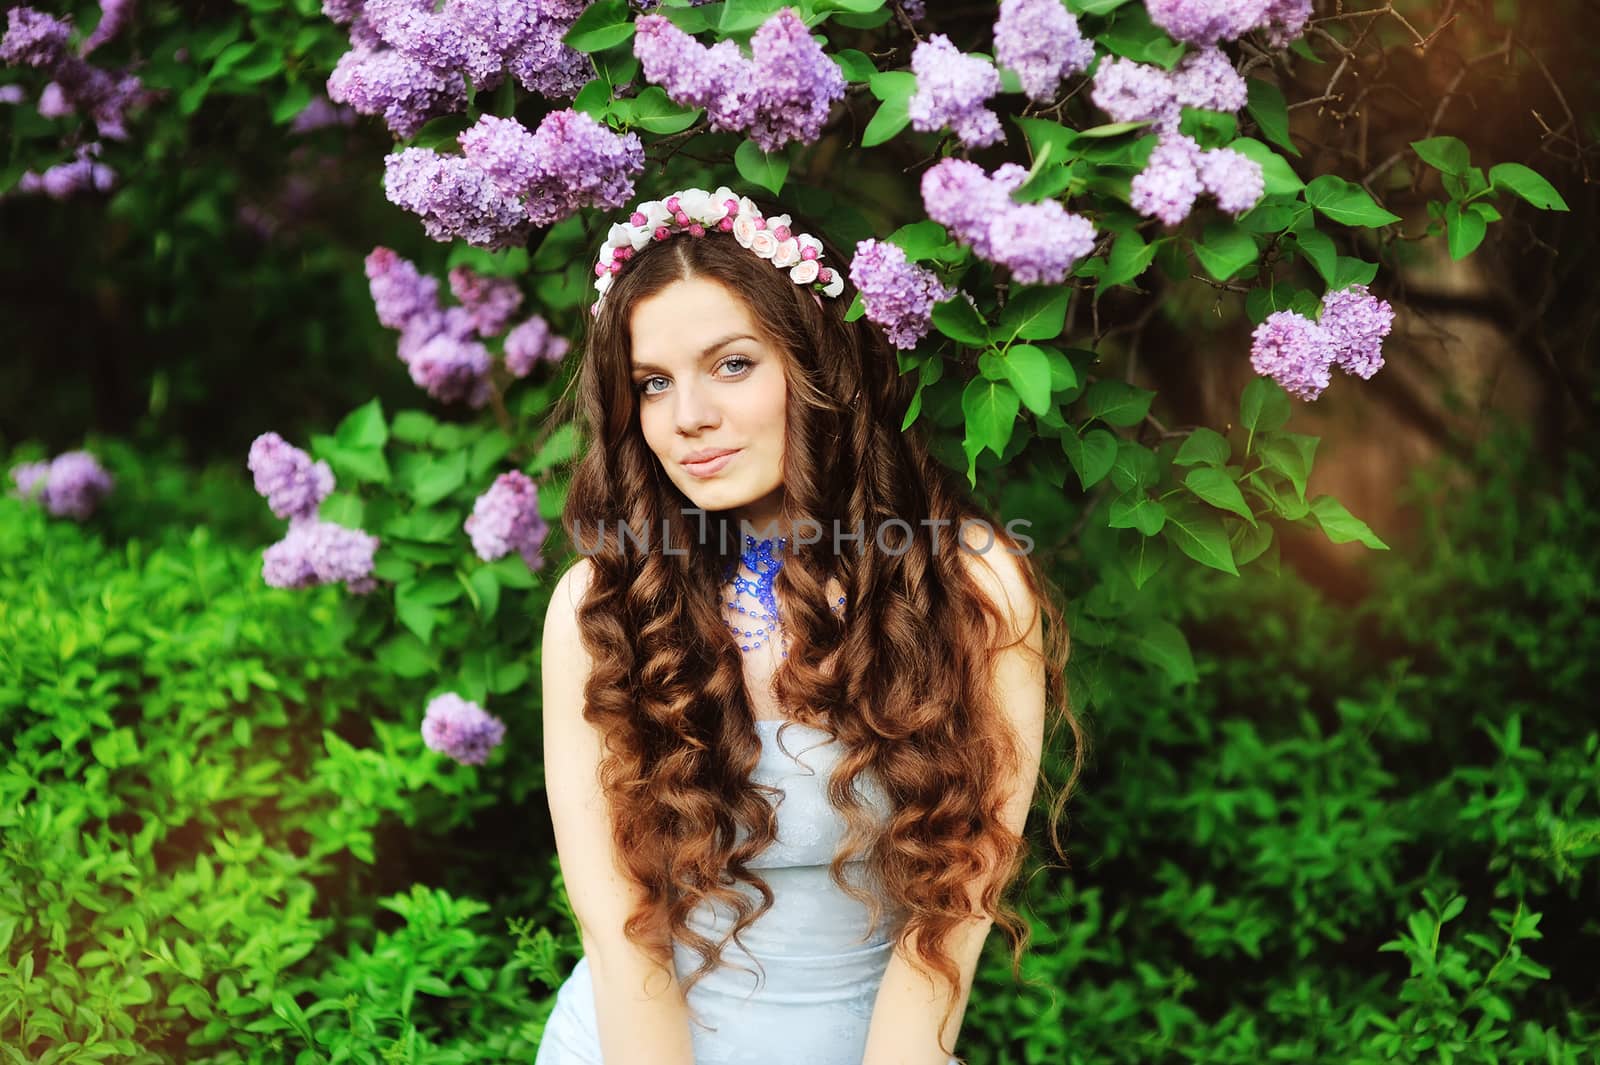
421;692;506;766
908;33;1003;149
849;239;953;350
464;470;549;570
10;449;114;519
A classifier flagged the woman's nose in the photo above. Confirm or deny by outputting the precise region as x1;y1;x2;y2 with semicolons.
674;383;720;433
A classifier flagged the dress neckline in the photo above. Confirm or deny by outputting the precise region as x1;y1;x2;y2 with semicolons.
753;718;827;730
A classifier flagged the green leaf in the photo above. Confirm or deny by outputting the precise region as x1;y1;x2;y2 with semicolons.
887;220;952;262
336;398;388;450
412;451;468;507
1109;492;1166;535
1108;439;1158;493
628;86;701;134
1173;427;1230;467
1304;174;1402;227
931;295;989;346
1230;514;1273;565
1183;467;1256;525
1100;4;1185;68
1332;255;1379;289
1228;137;1303;195
1411;135;1470;177
1178;107;1237;150
862;71;915;147
1121;529;1168;589
466;566;501;621
1256;431;1315;501
572;78;612;121
962;378;1020;458
1240;377;1291;432
1001;344;1054;416
468;430;512;481
564;0;635;53
734;140;788;195
271;81;314;125
1445;201;1487;260
1194;220;1259;281
1162;498;1239;576
1099;230;1159;292
832;47;878;83
1014;116;1078;161
1487;162;1569;211
1084;379;1155;427
1061;427;1118;490
1245;78;1299;157
1130;619;1197;684
1309;495;1388;549
1292;222;1338;286
1000;286;1069;341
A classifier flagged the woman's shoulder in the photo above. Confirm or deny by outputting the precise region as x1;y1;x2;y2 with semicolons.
955;521;1037;646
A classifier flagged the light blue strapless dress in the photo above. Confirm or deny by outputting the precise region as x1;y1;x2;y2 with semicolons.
535;719;960;1065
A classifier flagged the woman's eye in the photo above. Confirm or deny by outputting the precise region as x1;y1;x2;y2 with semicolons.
637;357;753;398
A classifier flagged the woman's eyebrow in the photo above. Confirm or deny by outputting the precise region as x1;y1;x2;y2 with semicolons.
631;333;759;374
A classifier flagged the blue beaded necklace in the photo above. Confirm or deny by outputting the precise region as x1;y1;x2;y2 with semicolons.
721;535;847;658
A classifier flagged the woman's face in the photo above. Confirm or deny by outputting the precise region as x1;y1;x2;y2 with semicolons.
629;275;787;530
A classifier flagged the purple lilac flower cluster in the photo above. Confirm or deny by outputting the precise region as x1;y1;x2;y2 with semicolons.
421;692;506;766
503;315;570;377
921;159;1097;286
323;0;587;139
1146;0;1313;48
1249;284;1395;400
365;247;568;405
384;109;644;247
10;450;114;519
12;141;116;199
632;8;845;153
993;0;1095;103
248;432;380;594
1089;49;1264;225
908;34;1003;149
464;470;549;570
848;239;954;350
0;4;154;142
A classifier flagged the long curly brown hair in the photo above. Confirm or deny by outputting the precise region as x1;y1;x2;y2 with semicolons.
549;201;1087;1059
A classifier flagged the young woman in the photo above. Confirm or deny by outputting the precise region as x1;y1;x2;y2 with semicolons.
535;187;1084;1065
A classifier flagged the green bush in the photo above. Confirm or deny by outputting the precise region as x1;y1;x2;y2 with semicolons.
0;454;576;1063
4;423;1596;1063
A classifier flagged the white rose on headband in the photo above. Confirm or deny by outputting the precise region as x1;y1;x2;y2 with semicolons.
738;196;761;219
733;213;759;248
712;185;739;215
771;238;801;268
789;260;820;285
606;222;633;249
766;213;792;234
595;272;613;296
796;233;824;257
750;230;779;259
643;201;672;230
822;271;844;298
678;189;712;222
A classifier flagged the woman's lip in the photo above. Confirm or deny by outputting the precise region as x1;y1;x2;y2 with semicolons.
683;450;740;477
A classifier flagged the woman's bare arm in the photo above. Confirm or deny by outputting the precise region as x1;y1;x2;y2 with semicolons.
542;559;697;1065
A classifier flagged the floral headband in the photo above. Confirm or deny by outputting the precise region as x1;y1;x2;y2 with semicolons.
591;185;846;316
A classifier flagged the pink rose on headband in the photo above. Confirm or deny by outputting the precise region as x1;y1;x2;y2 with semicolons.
750;230;779;258
733;212;760;247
